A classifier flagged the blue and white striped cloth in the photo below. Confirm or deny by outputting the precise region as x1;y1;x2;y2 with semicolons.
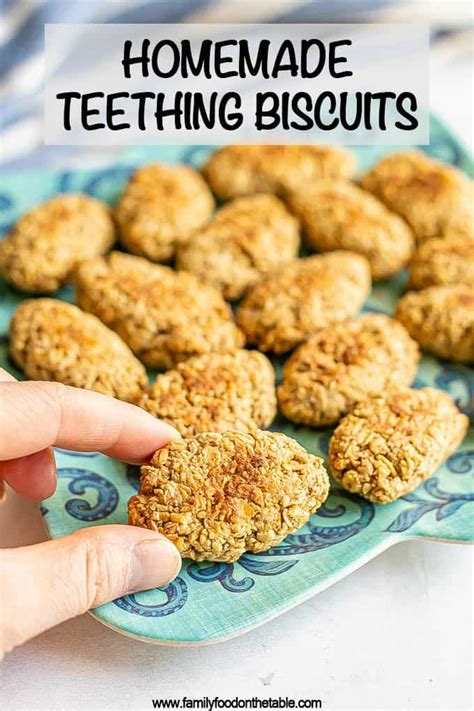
0;0;472;170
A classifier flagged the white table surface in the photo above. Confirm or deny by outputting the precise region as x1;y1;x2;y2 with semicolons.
1;51;473;711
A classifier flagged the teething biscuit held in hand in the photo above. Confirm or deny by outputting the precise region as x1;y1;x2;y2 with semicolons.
129;431;329;562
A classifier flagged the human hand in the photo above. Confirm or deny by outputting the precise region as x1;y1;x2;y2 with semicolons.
0;368;182;658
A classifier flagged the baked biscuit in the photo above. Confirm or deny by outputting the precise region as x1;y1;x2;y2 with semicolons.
176;194;300;300
115;163;215;262
329;388;468;503
287;180;414;280
278;314;419;427
395;285;474;363
141;350;276;437
360;150;473;244
408;236;474;290
128;430;330;562
236;252;371;354
0;194;115;293
202;145;356;201
9;299;146;402
75;252;244;369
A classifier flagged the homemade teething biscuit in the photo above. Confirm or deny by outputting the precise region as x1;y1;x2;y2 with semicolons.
408;236;474;290
329;388;468;503
129;430;329;562
236;252;371;354
203;145;356;201
75;252;244;369
176;194;300;300
116;163;215;261
360;151;473;244
278;314;419;427
141;350;276;437
287;179;414;280
9;299;146;402
395;285;474;363
0;194;115;293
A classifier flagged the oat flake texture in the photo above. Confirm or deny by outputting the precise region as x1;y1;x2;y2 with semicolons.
360;150;474;244
395;285;474;364
329;388;468;504
141;350;276;437
0;194;115;293
116;163;215;262
278;314;419;427
202;145;356;201
408;236;474;290
74;252;244;369
287;179;414;280
128;430;330;562
9;299;147;402
176;194;300;301
236;251;371;354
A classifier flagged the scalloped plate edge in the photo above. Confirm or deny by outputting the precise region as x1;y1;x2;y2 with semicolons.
89;533;410;646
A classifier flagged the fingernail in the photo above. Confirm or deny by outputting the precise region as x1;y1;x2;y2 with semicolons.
156;420;181;441
129;536;182;593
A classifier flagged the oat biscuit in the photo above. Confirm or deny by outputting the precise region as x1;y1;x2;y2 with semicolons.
176;194;300;300
360;151;474;244
395;285;474;363
75;252;244;369
278;314;419;427
287;180;414;280
408;236;474;290
202;145;356;201
115;163;215;262
0;194;115;293
236;251;371;354
128;430;329;562
9;299;147;402
329;388;468;504
141;350;276;437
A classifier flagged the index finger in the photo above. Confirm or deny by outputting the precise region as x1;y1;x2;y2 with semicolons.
0;380;179;463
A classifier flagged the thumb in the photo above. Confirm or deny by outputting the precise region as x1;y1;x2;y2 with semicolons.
0;525;181;657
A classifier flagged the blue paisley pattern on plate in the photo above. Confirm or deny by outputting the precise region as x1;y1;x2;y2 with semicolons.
386;476;474;533
114;578;189;618
56;468;119;521
263;493;375;556
1;117;473;640
188;556;299;593
447;449;474;475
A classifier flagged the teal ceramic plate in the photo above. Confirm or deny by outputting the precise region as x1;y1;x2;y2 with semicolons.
1;116;473;645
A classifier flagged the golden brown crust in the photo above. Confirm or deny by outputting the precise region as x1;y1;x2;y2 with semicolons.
408;236;474;290
128;430;329;562
9;298;147;402
395;285;474;363
329;388;468;504
176;194;300;300
278;314;419;427
202;145;356;201
360;150;474;244
115;163;215;262
141;350;277;437
74;252;244;369
235;252;371;354
0;194;115;293
287;179;414;280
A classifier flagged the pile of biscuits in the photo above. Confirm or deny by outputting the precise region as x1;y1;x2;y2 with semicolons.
1;146;472;562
